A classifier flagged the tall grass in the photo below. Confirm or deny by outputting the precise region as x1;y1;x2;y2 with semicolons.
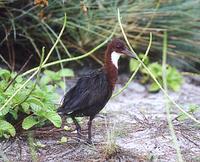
117;8;200;123
0;0;200;71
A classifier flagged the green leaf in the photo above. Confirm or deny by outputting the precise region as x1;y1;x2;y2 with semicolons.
189;104;199;113
44;85;56;93
169;82;181;91
59;136;68;143
0;105;10;116
139;53;149;64
76;117;84;123
22;116;39;130
148;82;160;92
44;70;56;77
44;70;60;81
9;109;18;120
0;120;16;137
13;91;28;104
0;80;8;92
63;126;71;131
15;76;23;83
129;59;139;72
178;105;199;121
45;111;62;128
66;118;73;124
34;141;46;148
58;81;65;90
40;75;51;85
177;113;188;121
58;68;74;77
166;67;183;91
0;69;10;80
27;98;44;112
32;86;45;99
21;102;30;113
148;62;162;77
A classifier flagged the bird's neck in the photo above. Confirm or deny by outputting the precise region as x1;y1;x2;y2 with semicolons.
104;45;121;90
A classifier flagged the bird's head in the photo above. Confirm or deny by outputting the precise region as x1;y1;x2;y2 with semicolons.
109;38;136;58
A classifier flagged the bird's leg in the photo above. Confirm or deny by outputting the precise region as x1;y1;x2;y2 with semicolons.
87;116;94;144
61;116;67;128
71;116;82;139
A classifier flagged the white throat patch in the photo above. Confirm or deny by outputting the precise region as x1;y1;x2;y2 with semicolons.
111;51;121;69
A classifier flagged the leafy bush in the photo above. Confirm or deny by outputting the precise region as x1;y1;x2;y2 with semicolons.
0;67;74;138
129;54;183;92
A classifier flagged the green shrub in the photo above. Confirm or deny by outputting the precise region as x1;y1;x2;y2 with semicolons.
129;54;183;92
0;67;74;138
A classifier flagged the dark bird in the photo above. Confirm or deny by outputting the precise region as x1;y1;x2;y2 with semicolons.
58;38;136;143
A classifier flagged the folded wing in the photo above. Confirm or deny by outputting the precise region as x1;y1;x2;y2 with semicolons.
58;69;112;115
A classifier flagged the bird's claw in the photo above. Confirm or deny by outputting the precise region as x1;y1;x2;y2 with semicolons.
86;139;92;145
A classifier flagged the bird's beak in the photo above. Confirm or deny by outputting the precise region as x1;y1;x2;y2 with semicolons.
122;48;136;59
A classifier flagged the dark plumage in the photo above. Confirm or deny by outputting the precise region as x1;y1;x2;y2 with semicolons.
58;38;135;143
59;69;112;117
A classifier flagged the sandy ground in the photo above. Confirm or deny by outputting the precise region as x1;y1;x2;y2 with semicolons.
0;75;200;162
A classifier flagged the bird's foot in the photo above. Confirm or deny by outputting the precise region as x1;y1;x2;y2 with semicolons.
95;114;106;119
87;138;93;145
86;138;93;145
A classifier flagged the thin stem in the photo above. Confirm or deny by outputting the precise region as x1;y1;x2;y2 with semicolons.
117;8;200;124
22;25;117;77
162;31;183;162
0;54;12;70
41;25;67;94
13;48;45;109
0;14;67;112
4;54;33;92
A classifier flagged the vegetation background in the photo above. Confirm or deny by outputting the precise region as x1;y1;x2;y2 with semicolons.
1;0;200;71
0;0;199;161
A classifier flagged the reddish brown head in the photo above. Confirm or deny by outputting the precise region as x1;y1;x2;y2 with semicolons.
104;38;135;90
108;38;136;58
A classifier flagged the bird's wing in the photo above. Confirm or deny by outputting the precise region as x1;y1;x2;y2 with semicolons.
58;82;90;114
59;69;111;114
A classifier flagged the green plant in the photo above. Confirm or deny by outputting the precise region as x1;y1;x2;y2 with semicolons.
0;67;74;138
118;9;199;124
129;54;183;92
103;123;118;159
0;13;68;138
58;136;68;144
40;68;74;89
162;31;183;162
0;22;114;139
177;104;200;121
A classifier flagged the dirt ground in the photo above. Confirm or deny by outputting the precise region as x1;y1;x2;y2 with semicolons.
0;75;200;162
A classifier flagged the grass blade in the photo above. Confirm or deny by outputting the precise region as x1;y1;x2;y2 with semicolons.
162;31;183;162
117;8;200;124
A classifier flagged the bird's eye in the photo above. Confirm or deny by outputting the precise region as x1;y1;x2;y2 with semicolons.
116;45;122;49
